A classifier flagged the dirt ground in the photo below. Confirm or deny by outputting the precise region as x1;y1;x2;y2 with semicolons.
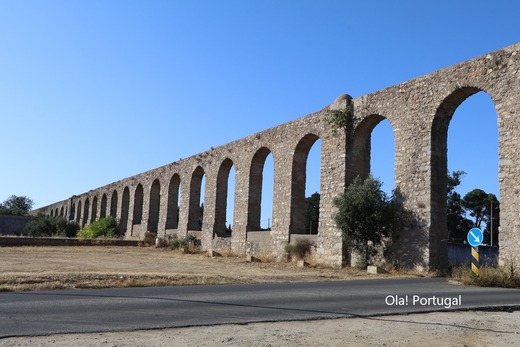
0;246;380;290
1;246;519;346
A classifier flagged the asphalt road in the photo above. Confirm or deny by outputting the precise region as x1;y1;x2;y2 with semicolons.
0;278;519;338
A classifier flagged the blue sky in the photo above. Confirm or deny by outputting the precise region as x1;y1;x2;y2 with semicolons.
1;1;517;226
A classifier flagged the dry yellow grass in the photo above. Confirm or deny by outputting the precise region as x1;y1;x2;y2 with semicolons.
0;245;405;291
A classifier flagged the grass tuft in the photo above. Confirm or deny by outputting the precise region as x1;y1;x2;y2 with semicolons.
451;263;520;288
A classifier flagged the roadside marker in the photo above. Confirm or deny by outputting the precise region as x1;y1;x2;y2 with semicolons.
471;246;480;276
467;228;482;276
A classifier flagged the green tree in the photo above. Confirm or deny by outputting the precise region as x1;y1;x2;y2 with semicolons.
447;171;473;243
0;195;34;216
333;176;394;268
446;172;500;245
304;192;320;234
462;189;489;229
24;215;79;238
462;189;499;246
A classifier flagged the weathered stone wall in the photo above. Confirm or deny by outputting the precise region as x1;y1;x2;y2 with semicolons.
32;43;520;270
0;215;31;235
0;237;146;247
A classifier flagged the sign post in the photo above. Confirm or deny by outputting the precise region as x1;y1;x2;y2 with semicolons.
467;227;483;275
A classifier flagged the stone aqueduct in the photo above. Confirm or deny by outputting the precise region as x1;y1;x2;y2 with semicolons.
33;43;520;270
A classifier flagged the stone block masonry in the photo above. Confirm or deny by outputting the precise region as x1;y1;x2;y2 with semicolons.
0;215;31;235
33;43;520;270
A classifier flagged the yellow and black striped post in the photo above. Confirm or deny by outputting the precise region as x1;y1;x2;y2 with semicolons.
471;246;480;275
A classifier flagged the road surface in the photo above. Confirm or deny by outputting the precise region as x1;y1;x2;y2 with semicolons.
0;278;518;338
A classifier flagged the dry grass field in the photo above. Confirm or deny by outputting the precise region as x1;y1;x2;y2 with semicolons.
0;245;378;291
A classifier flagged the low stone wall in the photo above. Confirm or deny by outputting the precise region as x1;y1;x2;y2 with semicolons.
246;230;271;253
448;243;498;267
211;237;232;254
289;234;318;245
0;215;31;235
0;237;149;247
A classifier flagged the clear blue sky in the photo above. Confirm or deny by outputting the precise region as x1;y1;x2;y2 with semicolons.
1;1;517;226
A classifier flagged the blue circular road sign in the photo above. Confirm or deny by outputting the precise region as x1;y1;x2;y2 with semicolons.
467;227;483;247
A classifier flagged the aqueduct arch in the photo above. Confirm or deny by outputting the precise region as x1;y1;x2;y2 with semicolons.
247;147;273;232
290;133;320;235
214;158;234;237
33;43;520;270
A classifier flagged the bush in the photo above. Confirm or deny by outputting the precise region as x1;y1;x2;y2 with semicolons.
285;239;313;260
65;221;80;238
143;231;157;243
25;215;79;238
452;264;520;288
155;237;170;248
77;217;119;239
169;234;197;251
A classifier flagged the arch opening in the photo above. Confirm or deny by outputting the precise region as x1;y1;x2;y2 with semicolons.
431;88;500;265
76;201;81;223
148;179;161;233
188;167;205;231
69;203;76;221
133;184;144;226
350;115;394;189
247;147;274;231
120;187;130;236
166;174;181;230
214;159;235;237
110;190;118;218
290;134;321;236
91;196;98;223
445;91;499;246
370;119;395;195
100;194;107;219
82;198;90;228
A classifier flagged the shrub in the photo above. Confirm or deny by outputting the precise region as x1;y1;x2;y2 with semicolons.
143;231;157;243
451;263;520;288
65;221;80;238
25;215;79;238
285;239;313;260
327;98;354;131
77;216;119;239
169;234;197;251
155;237;170;248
